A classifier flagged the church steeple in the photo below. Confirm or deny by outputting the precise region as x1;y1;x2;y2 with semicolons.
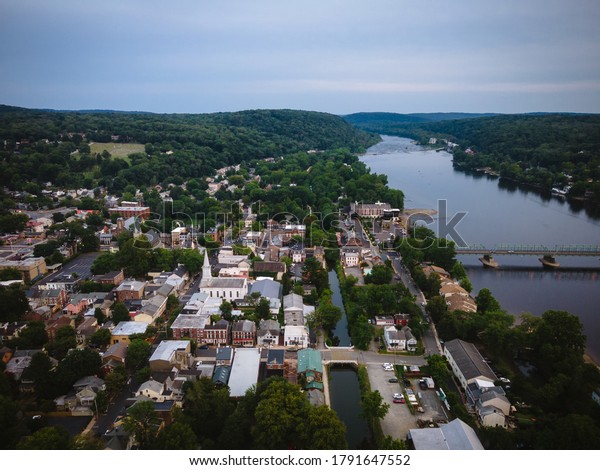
202;250;212;279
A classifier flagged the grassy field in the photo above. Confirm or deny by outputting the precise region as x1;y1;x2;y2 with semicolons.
89;142;145;160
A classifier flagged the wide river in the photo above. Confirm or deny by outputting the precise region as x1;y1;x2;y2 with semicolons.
361;136;600;363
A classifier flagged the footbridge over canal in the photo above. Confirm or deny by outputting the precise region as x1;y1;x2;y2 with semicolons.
456;244;600;268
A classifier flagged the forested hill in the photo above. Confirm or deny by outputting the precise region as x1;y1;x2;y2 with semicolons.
0;105;379;191
346;112;600;202
0;105;378;154
343;111;498;132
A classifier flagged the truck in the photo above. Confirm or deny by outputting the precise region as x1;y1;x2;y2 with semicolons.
424;377;435;389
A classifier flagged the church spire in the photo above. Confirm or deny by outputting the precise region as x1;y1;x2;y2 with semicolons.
202;250;212;279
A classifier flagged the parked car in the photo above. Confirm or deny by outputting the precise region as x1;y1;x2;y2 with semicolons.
388;378;399;383
393;397;405;404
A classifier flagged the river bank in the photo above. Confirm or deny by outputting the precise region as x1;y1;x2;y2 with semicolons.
361;135;600;363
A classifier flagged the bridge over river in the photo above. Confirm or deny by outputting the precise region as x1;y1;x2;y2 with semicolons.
456;244;600;268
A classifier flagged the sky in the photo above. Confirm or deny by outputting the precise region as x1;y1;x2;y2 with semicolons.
1;0;600;115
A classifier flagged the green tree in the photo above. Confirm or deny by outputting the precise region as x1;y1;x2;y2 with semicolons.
25;352;55;398
155;420;198;450
123;400;160;449
0;286;30;322
184;377;234;446
475;288;501;313
89;328;111;348
126;338;151;372
177;249;202;274
54;348;102;393
111;301;130;324
364;264;393;285
104;365;127;399
51;325;77;359
299;405;347;449
0;395;20;449
252;379;309;449
17;426;71;450
359;390;389;429
11;321;48;349
255;297;272;321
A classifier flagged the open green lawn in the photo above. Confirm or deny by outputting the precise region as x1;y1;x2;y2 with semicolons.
89;142;145;161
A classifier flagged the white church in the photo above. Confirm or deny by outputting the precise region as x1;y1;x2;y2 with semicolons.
198;250;248;300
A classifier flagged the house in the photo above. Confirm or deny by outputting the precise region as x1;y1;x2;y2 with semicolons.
284;325;309;350
444;339;498;391
215;347;234;366
228;348;261;398
249;278;282;317
256;319;280;347
297;348;323;390
212;365;231;386
408;418;484;450
203;319;230;346
115;280;146;302
75;317;98;345
232;320;256;347
342;249;360;267
252;261;286;280
283;293;314;326
45;315;75;342
0;257;47;282
102;342;128;372
350;201;391;218
265;349;285;370
133;294;168;324
170;314;210;341
476;389;511;428
149;340;192;372
5;350;41;381
110;321;148;345
136;379;166;402
92;270;125;286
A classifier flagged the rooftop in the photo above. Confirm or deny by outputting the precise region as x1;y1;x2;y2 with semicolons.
228;348;261;397
111;321;148;337
150;340;190;363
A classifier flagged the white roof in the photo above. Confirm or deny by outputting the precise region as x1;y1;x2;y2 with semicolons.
228;348;261;397
111;321;148;336
150;340;190;363
171;314;209;330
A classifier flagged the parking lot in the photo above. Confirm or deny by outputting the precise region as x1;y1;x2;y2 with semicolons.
366;364;449;441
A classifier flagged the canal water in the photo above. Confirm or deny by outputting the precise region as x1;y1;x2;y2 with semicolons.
361;135;600;362
329;270;352;346
328;367;370;449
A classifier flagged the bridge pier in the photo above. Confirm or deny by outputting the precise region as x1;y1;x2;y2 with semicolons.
539;255;560;268
479;254;499;268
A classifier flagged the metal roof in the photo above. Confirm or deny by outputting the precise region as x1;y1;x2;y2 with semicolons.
228;348;261;397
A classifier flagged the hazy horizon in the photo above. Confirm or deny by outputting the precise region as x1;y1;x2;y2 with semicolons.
2;0;599;115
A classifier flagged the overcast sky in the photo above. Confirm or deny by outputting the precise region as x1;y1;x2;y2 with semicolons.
1;0;599;114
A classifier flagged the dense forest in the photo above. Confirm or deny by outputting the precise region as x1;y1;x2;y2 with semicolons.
0;105;379;193
346;113;600;203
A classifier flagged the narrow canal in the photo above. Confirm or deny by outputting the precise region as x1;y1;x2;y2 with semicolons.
327;269;370;448
329;269;351;346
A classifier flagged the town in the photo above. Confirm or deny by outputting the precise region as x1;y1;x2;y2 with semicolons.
1;154;516;451
1;108;599;451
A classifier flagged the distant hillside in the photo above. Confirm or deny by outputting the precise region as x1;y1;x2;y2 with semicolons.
347;111;600;203
343;111;498;133
0;105;379;191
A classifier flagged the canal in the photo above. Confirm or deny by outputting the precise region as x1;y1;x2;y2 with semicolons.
361;135;600;362
328;367;370;449
329;269;352;347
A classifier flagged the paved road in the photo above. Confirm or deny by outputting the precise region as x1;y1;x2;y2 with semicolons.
386;250;442;356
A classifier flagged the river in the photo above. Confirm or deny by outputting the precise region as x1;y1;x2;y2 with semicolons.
360;135;600;363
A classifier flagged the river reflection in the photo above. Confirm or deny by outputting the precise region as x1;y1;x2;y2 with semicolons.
361;136;600;362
